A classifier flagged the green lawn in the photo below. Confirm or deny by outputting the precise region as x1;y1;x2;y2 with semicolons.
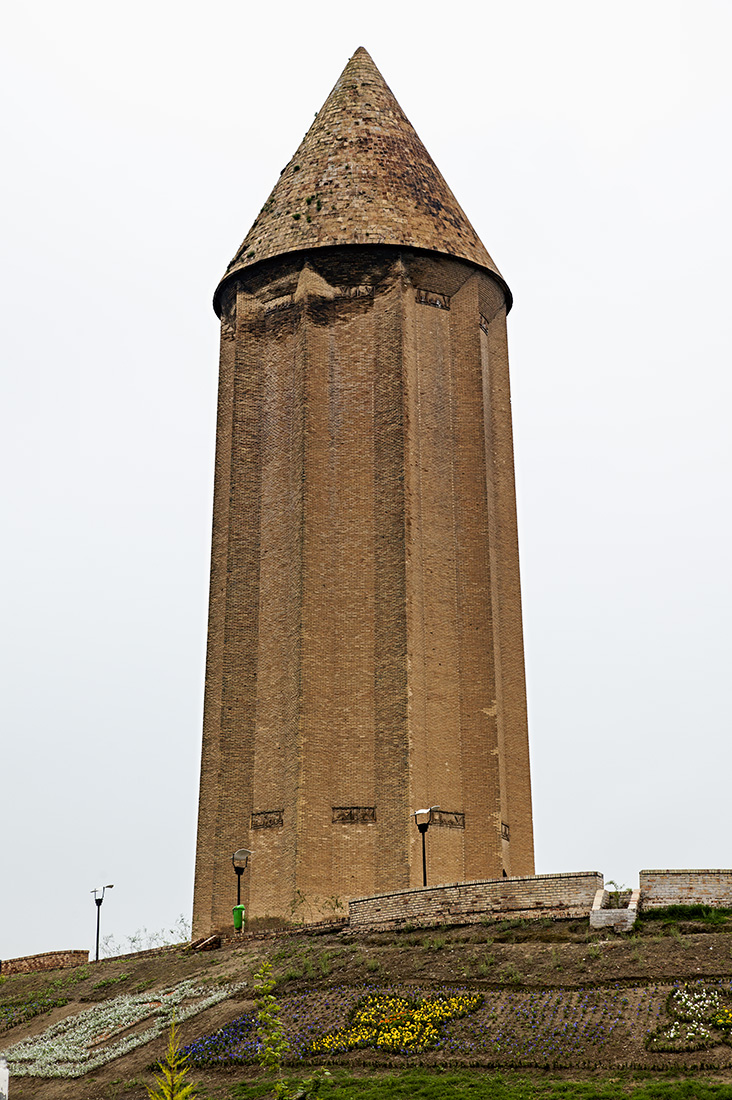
230;1069;732;1100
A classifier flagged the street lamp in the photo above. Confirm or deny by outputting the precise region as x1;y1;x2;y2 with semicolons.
412;806;439;887
232;849;252;905
91;884;114;962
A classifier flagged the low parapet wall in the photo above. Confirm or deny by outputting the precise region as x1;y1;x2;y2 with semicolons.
639;869;732;910
0;949;89;976
349;872;603;931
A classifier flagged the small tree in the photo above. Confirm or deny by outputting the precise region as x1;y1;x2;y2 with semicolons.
253;961;329;1100
147;1015;197;1100
254;961;290;1083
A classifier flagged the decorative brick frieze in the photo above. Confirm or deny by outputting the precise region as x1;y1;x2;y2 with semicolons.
332;806;377;823
431;810;465;829
251;810;284;829
415;288;450;310
336;284;374;300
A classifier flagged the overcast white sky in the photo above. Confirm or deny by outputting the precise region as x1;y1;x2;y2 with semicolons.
1;0;730;961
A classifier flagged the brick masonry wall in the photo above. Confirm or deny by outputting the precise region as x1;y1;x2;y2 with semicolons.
194;48;533;940
349;872;602;930
193;248;535;937
1;949;89;976
639;870;732;909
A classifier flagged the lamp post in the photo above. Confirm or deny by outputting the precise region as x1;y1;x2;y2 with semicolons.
91;884;114;962
412;806;439;887
232;849;252;905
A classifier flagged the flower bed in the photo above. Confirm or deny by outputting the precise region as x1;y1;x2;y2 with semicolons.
183;1013;255;1065
8;978;732;1078
310;991;483;1055
646;984;732;1052
185;984;654;1068
1;978;241;1078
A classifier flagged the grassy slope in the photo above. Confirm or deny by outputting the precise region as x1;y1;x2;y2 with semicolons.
236;1068;732;1099
3;911;732;1099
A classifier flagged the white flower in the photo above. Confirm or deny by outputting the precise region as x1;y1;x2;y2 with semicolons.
0;978;244;1078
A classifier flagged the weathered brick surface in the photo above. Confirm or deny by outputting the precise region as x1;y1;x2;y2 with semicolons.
349;872;603;931
1;949;88;975
640;870;732;910
193;49;534;938
216;49;507;308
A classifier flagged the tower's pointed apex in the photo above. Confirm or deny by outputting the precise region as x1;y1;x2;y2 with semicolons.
215;48;509;310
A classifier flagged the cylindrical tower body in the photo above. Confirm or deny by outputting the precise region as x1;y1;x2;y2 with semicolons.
193;49;534;935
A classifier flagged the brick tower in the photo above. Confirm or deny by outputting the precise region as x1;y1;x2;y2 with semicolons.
193;47;534;936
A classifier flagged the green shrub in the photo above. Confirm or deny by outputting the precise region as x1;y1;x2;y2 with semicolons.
147;1016;196;1099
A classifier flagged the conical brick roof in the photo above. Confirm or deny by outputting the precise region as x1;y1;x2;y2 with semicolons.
215;48;509;310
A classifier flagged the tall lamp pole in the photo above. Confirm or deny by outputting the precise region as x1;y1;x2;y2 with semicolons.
412;807;439;888
232;849;252;905
91;884;114;962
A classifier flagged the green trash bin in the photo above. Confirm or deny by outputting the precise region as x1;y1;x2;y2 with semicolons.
232;904;246;931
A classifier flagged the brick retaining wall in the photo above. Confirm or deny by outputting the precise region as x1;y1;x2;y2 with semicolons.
0;949;89;975
639;869;732;910
349;872;603;930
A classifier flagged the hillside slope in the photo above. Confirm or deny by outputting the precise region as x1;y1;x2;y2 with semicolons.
4;914;732;1098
